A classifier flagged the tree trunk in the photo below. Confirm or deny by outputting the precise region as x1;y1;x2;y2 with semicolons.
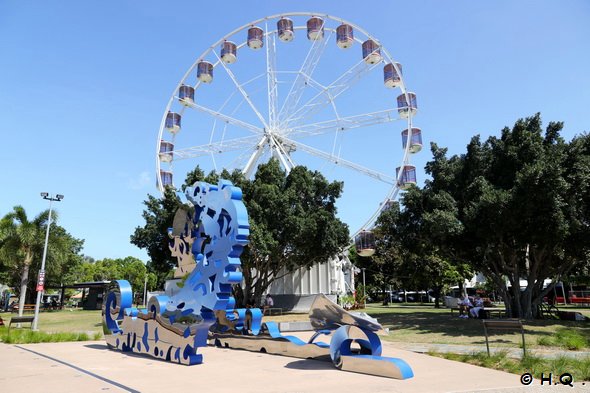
433;285;442;308
18;262;30;317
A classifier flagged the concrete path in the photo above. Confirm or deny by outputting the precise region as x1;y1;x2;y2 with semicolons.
392;342;590;360
2;339;588;393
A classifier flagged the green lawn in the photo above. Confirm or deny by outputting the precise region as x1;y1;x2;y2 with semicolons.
3;304;590;351
1;309;103;334
365;303;590;349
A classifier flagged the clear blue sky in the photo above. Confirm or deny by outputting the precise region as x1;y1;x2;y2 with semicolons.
1;1;588;262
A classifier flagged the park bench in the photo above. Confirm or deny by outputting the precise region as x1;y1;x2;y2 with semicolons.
11;304;36;313
8;315;35;332
482;319;526;357
263;307;283;316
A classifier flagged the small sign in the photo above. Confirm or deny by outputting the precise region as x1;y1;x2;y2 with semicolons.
36;270;45;292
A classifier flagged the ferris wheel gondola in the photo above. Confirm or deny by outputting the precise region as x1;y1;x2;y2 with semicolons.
156;12;423;244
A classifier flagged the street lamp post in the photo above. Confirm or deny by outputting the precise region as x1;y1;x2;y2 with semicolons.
32;193;63;331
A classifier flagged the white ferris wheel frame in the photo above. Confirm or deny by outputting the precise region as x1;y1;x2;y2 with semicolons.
155;12;417;239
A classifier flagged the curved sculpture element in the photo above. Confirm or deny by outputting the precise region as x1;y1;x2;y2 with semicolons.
329;325;414;379
210;294;414;379
103;179;249;365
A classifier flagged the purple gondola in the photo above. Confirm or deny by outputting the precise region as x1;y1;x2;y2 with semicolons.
336;24;354;49
277;17;294;42
396;165;417;190
401;128;423;153
165;112;181;134
384;63;402;88
307;17;324;41
397;92;417;118
248;26;264;50
221;41;237;64
197;61;213;83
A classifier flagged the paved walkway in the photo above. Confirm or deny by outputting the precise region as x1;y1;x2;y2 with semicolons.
1;338;589;393
393;342;590;360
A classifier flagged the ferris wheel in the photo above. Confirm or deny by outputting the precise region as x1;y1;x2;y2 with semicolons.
155;12;423;254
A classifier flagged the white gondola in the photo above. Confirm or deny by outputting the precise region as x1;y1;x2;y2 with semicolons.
396;165;417;190
159;170;173;188
277;17;294;42
307;17;324;41
159;140;174;163
336;24;353;49
178;85;194;106
397;92;417;118
402;128;423;154
221;41;237;64
355;231;376;257
384;63;402;88
362;39;381;64
247;26;264;50
197;61;213;83
165;112;181;134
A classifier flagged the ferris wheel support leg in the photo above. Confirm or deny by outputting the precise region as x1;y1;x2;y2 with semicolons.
269;135;295;173
243;137;269;178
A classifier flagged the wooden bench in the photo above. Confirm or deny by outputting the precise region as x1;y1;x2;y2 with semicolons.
482;319;526;357
263;307;283;316
482;307;507;318
8;315;35;332
11;304;36;313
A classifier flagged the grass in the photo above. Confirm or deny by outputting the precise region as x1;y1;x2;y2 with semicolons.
0;309;104;344
2;303;590;352
430;350;590;382
537;327;589;350
0;328;102;344
362;303;590;349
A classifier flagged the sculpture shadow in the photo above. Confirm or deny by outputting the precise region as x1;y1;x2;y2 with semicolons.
284;358;335;371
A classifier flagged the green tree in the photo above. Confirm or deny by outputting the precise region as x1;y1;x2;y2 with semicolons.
130;188;181;286
236;161;349;306
419;114;589;318
131;160;349;307
372;188;471;307
0;206;84;315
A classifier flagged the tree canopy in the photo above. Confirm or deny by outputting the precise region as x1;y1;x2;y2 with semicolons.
374;114;589;318
132;159;349;307
0;206;84;314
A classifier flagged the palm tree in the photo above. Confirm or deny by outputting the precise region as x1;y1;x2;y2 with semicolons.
0;206;55;316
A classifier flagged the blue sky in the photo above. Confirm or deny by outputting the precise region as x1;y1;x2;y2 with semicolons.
1;1;588;262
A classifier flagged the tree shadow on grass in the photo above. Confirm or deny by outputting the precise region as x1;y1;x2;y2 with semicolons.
373;310;590;343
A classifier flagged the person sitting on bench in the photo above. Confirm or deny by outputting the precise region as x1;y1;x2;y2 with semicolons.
263;294;274;315
470;296;484;318
458;295;472;319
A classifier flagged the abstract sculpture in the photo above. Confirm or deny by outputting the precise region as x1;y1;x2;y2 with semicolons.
103;179;413;379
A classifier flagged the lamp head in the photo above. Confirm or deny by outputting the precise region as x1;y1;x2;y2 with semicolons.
56;194;64;201
40;192;49;198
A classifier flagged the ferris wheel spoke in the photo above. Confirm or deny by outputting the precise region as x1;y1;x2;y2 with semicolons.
284;109;400;139
280;137;396;185
183;100;263;135
171;135;261;160
283;59;381;128
266;24;279;129
213;51;270;130
277;24;333;126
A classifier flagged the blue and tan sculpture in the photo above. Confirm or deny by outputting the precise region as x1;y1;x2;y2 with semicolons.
103;179;413;379
103;179;249;364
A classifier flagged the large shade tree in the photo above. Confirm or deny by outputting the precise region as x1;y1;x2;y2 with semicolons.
132;159;350;307
417;114;589;318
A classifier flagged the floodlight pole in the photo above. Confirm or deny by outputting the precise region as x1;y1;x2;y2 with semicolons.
32;193;63;331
